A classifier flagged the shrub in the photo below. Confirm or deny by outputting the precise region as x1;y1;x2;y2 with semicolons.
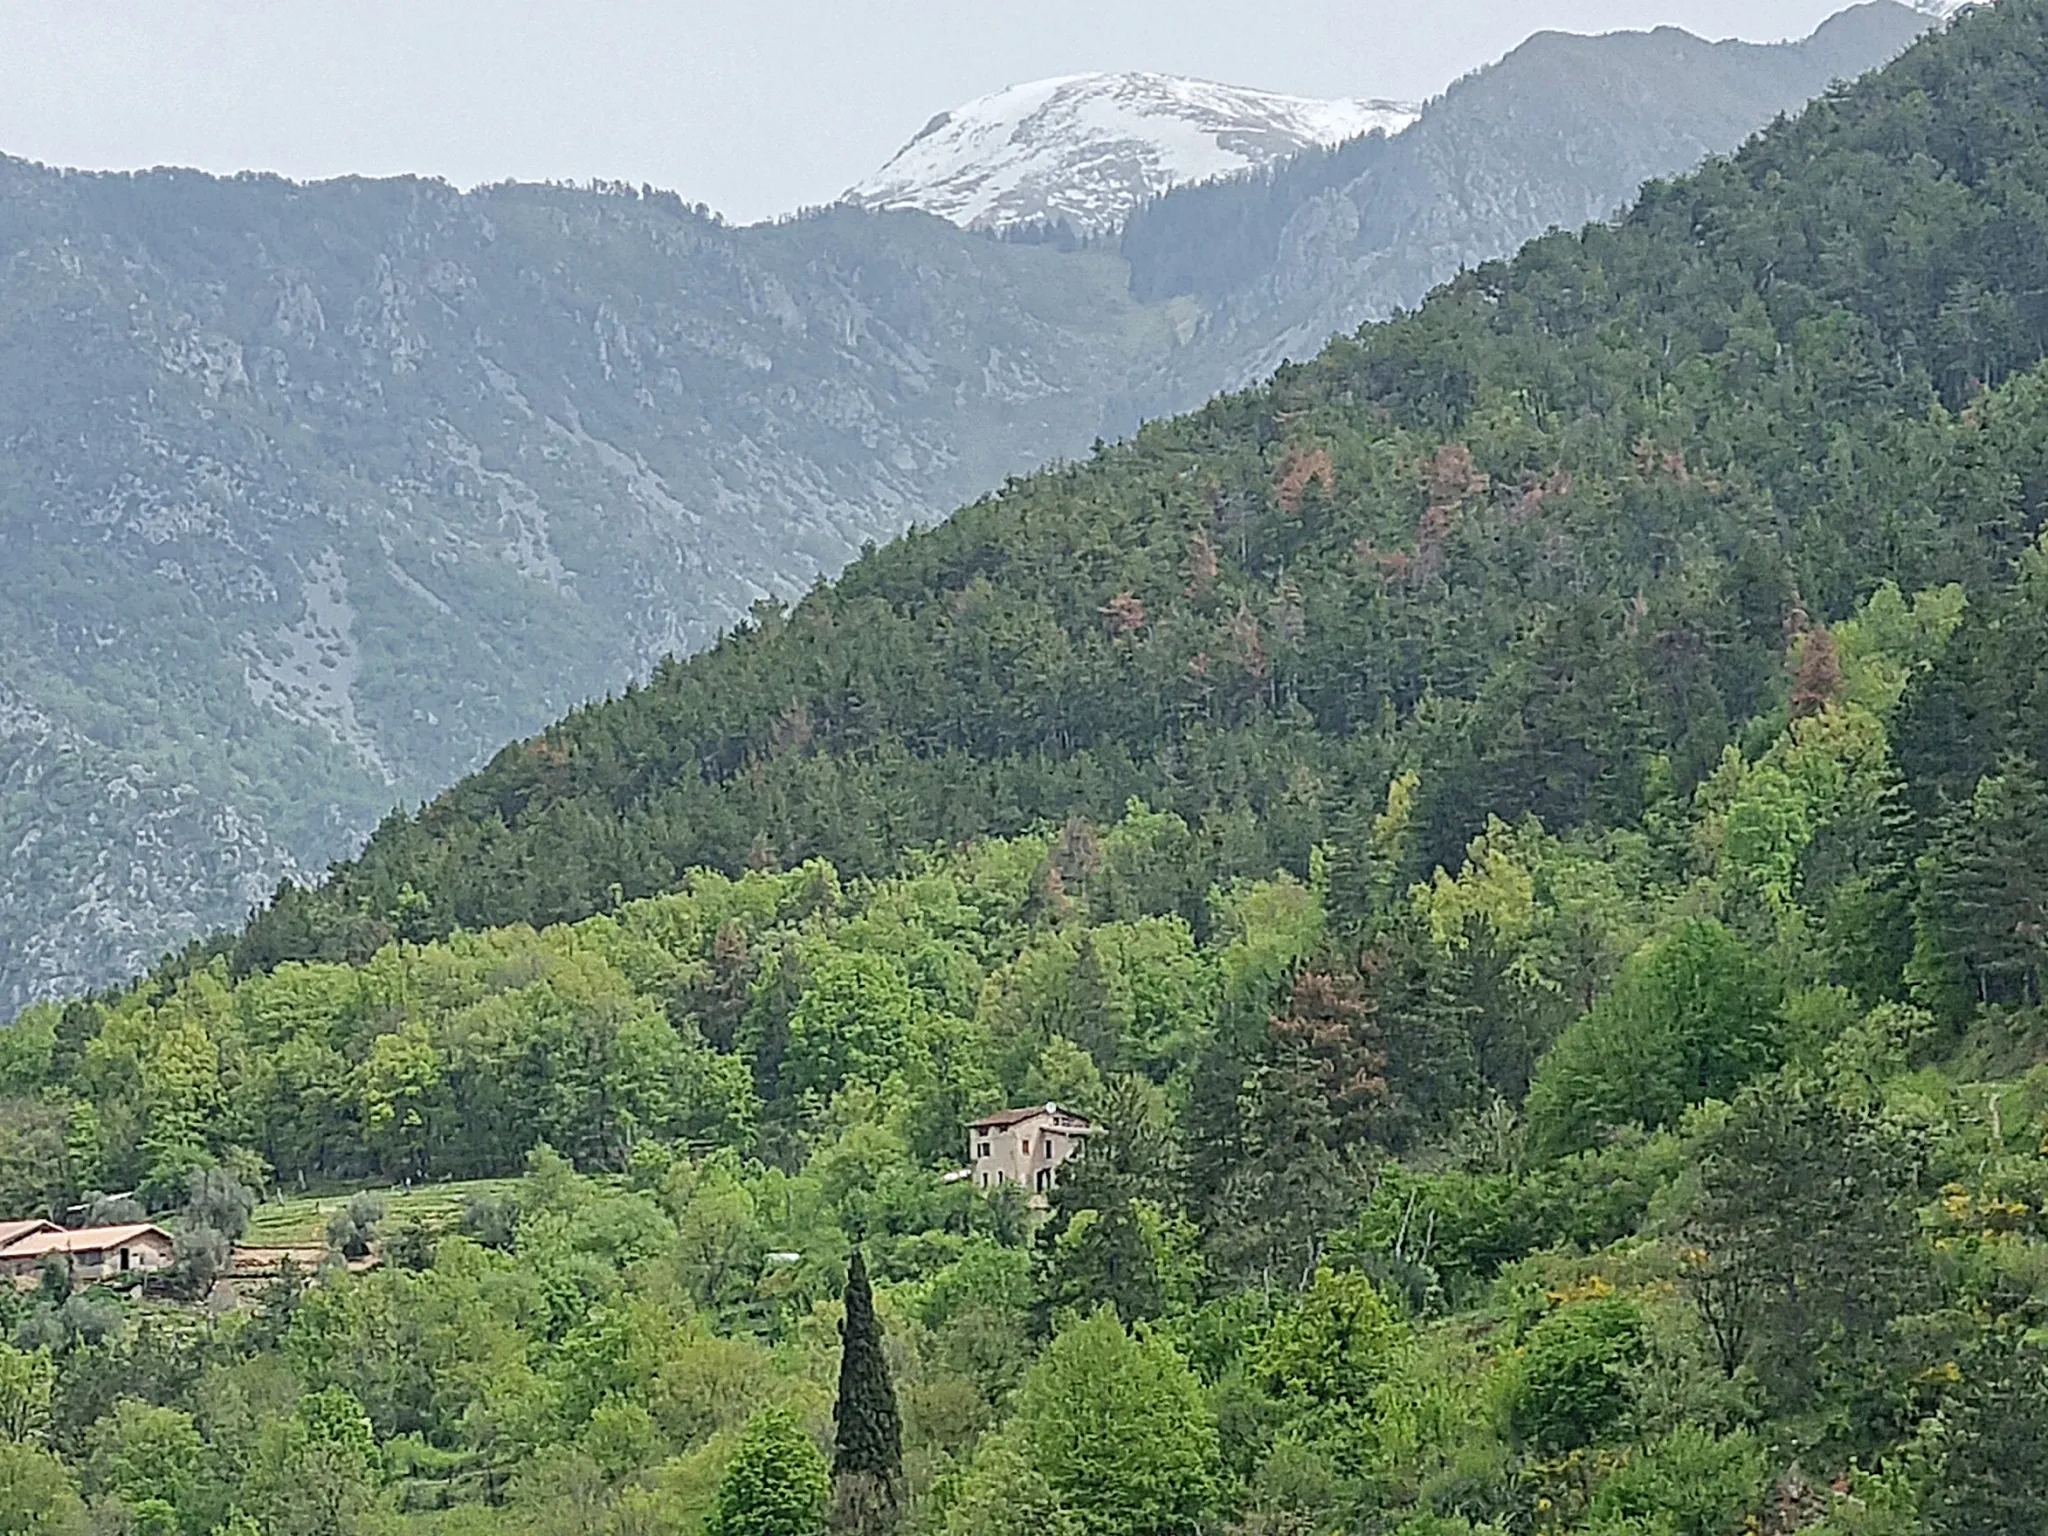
326;1194;386;1261
1586;1425;1767;1536
705;1406;828;1536
1506;1297;1646;1454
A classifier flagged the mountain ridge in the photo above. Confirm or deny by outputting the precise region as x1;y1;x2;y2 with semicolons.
1118;0;1934;410
0;169;1174;1010
9;8;2048;1533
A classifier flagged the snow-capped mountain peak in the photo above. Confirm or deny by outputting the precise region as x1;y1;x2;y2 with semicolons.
1916;0;1988;17
845;72;1418;237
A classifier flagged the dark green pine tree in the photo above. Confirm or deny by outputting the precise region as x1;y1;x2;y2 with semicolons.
831;1250;902;1534
1918;755;2048;1011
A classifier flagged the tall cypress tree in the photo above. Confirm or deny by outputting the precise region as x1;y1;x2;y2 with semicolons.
832;1250;902;1532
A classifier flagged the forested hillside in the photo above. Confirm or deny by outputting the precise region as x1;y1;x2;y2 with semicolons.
231;0;2047;967
0;5;1923;1012
11;3;2048;1533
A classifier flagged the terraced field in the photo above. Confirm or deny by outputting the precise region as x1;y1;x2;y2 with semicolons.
240;1178;521;1248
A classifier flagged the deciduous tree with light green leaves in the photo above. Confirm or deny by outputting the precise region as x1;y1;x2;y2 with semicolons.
239;1387;379;1536
955;1308;1219;1536
784;951;919;1101
0;1442;86;1535
83;1399;206;1535
706;1406;830;1536
1254;1267;1408;1411
360;1021;441;1178
1525;920;1784;1160
0;1346;52;1448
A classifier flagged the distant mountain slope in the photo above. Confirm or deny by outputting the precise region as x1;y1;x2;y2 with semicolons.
0;169;1174;1010
1120;0;1932;412
844;73;1416;236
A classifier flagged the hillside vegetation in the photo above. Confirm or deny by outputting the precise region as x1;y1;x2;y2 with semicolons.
0;166;1164;1012
7;4;2048;1533
0;6;1923;1011
234;0;2048;964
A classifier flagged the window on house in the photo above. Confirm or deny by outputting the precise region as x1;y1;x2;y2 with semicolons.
1043;1137;1055;1159
1021;1139;1031;1154
120;1249;130;1272
977;1141;991;1159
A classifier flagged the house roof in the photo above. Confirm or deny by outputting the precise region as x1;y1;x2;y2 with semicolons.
0;1223;172;1260
0;1220;61;1253
970;1103;1094;1132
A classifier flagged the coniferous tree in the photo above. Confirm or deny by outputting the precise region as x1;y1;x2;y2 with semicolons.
1038;1074;1192;1324
1069;932;1131;1074
1208;1042;1353;1290
832;1250;902;1532
1203;968;1389;1287
1916;755;2048;1010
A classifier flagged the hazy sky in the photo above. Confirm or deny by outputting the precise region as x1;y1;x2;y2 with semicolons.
0;1;1868;224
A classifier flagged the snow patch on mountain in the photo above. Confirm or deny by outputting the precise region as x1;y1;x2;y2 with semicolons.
846;73;1418;237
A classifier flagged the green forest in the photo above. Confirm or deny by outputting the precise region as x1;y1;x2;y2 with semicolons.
10;2;2048;1532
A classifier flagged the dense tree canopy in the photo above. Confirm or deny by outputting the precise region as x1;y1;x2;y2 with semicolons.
13;6;2048;1534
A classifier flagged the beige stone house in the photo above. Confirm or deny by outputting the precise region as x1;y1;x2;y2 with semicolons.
968;1104;1094;1206
0;1222;176;1286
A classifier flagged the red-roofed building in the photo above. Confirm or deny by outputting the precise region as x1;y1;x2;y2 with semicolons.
0;1222;175;1285
968;1103;1093;1206
0;1219;60;1253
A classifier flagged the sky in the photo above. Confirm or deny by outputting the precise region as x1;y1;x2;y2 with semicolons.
0;1;1874;225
